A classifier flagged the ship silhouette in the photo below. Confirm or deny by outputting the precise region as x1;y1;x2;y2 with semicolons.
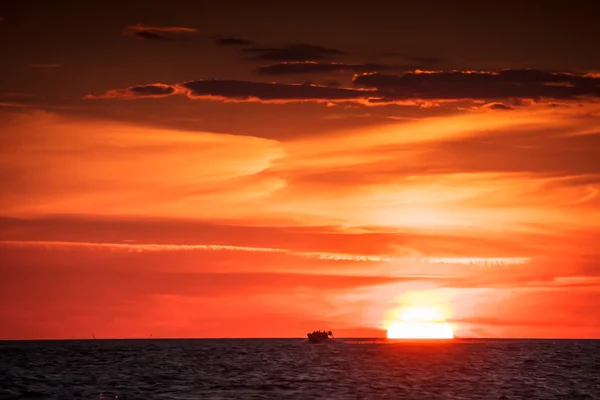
307;330;333;343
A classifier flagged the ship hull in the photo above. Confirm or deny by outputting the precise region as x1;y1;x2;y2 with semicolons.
307;334;330;343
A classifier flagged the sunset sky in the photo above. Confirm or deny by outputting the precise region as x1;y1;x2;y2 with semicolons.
1;1;600;339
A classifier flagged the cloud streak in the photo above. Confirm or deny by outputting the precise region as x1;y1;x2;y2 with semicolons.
0;240;392;262
122;24;198;40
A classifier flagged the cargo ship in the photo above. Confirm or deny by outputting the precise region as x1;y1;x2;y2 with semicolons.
307;330;333;343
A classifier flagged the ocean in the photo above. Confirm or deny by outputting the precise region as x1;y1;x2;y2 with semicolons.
0;338;598;399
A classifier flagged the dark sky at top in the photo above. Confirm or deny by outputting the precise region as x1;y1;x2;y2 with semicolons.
1;1;599;88
2;0;599;139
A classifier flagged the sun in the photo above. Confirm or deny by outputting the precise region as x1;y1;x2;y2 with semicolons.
387;321;454;339
386;306;454;339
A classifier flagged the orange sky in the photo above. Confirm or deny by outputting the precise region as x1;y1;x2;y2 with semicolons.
1;1;600;339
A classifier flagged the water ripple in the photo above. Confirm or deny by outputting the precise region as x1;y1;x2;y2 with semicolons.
0;339;598;399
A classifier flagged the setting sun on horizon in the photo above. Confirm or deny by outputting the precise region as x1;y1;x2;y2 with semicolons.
386;306;454;339
387;322;454;339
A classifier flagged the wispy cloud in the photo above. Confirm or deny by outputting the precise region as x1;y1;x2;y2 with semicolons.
4;107;599;235
421;257;530;266
122;24;198;41
0;240;392;262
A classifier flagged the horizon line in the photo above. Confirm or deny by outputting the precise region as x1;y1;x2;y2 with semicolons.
2;336;599;341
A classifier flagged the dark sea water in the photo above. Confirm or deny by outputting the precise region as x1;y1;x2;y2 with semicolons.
1;339;599;399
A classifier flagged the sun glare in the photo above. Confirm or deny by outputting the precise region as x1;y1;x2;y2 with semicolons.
387;321;454;339
386;306;454;339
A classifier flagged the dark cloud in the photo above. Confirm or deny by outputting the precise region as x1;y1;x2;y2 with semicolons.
215;37;256;46
84;69;600;105
243;43;345;61
129;84;175;96
84;84;176;99
134;30;163;40
485;102;514;110
180;79;373;102
122;24;198;41
354;69;600;100
257;61;415;76
86;80;374;103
